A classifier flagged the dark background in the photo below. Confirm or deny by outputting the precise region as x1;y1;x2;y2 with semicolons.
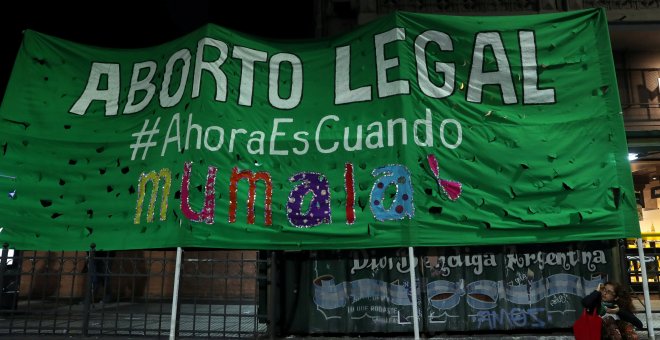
0;1;315;99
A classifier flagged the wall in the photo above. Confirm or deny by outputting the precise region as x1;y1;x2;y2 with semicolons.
15;250;259;302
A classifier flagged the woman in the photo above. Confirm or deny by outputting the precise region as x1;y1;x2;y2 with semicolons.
582;281;643;340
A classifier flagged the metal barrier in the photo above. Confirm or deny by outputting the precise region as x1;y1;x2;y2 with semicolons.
626;238;660;297
1;240;648;338
626;240;660;294
0;244;270;339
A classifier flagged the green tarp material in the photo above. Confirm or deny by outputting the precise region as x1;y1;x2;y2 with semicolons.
0;8;640;251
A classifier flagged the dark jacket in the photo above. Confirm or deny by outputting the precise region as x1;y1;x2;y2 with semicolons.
581;290;643;329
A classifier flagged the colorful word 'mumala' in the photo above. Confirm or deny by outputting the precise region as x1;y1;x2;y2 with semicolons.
134;156;460;228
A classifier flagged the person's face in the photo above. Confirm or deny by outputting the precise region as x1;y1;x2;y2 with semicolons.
601;284;616;302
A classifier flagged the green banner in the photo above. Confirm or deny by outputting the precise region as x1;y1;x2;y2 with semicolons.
281;242;615;333
0;8;640;250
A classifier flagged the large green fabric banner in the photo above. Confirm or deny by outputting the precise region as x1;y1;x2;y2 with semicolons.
0;8;640;250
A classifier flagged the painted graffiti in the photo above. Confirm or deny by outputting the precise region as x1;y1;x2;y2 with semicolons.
307;245;611;331
472;307;546;330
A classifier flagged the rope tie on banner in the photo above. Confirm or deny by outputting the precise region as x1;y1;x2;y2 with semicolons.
0;173;17;199
0;174;16;180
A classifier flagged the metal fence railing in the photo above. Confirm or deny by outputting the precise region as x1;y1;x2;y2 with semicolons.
627;238;660;298
617;68;660;125
1;240;654;338
0;244;270;339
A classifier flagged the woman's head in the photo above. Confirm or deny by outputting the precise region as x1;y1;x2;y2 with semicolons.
600;282;617;302
600;281;635;312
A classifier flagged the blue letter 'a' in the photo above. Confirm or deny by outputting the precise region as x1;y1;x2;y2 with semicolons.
370;165;414;221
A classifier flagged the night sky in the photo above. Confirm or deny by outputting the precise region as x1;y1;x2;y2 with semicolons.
0;1;315;99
